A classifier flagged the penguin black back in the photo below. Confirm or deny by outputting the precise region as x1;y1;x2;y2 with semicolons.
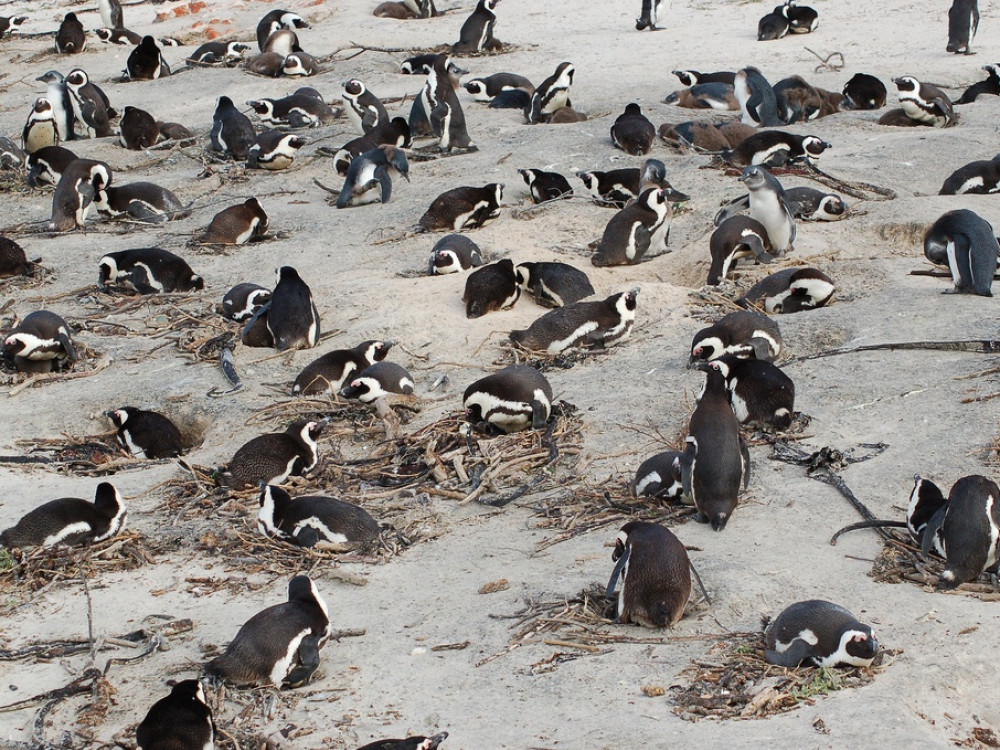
923;209;998;296
765;600;878;668
463;258;519;318
605;521;691;627
136;680;215;750
1;483;127;549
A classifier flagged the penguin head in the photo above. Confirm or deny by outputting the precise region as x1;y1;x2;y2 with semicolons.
802;136;831;157
139;35;159;53
215;95;236;114
343;79;365;97
283;54;313;76
689;333;723;363
227;42;250;58
364;339;394;364
106;407;136;428
464;80;487;97
340;376;379;402
618;287;640;313
93;482;124;518
672;70;698;86
247;99;274;117
259;483;291;515
280;11;309;30
517;168;537;187
906;475;947;545
984;64;1000;81
817;194;847;217
576;171;597;191
36;70;64;84
623;102;642;117
892;76;918;93
842;626;878;660
31;97;53;116
514;262;533;289
65;68;88;88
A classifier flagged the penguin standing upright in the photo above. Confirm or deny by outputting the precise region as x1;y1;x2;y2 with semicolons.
268;266;321;350
336;146;410;207
610;103;655;155
1;483;127;549
98;0;124;29
36;71;76;143
765;601;878;668
126;36;170;80
136;680;214;750
680;365;749;530
55;12;86;53
923;209;998;296
739;165;796;253
50;158;112;232
225;419;326;488
342;79;389;134
706;216;773;285
454;0;500;52
734;67;781;126
463;365;553;434
22;99;60;153
205;575;330;687
526;62;575;124
948;0;979;54
636;0;663;30
65;69;114;138
424;54;474;150
211;96;256;160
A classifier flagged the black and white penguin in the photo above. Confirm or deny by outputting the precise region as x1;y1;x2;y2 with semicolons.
342;79;389;134
332;118;412;176
98;248;202;294
55;12;86;53
268;266;320;350
690;310;782;362
210;96;256;160
119;106;160;150
606;521;691;627
723;131;830;169
947;0;979;54
610;103;655;156
286;52;320;76
340;362;415;402
419;184;503;232
1;483;126;549
526;62;574;124
955;63;1000;104
591;188;671;266
672;70;736;86
0;237;30;279
136;680;214;750
356;734;448;750
454;0;501;53
764;601;878;668
108;407;184;459
464;73;534;109
94;182;190;223
635;0;664;30
714;186;846;225
125;36;170;80
893;76;956;127
248;130;306;170
631;451;684;500
510;288;639;354
695;355;795;428
222;283;271;322
95;27;141;45
918;475;1000;589
680;365;749;530
0;15;27;38
3;311;77;373
576;168;642;208
906;475;949;546
783;0;819;32
757;9;789;40
0;137;23;170
188;40;250;65
663;83;738;110
97;0;123;29
258;485;380;547
463;258;520;318
463;364;552;435
293;340;394;395
940;154;1000;194
923;209;998;296
422;54;474;150
225;419;325;488
201;198;268;244
65;68;114;138
36;71;76;143
515;261;594;307
261;29;301;57
738;267;835;312
400;53;438;75
706;216;773;285
50;158;112;232
518;168;573;203
22;99;60;154
336;145;410;207
256;9;309;52
248;89;336;128
429;234;484;274
739;165;796;253
773;75;840;123
734;67;781;127
841;73;887;110
410;56;465;137
205;575;330;687
402;0;438;17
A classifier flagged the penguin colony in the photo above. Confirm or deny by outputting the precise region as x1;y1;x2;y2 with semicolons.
0;0;998;747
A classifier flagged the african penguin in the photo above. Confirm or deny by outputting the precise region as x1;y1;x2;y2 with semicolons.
136;680;214;750
188;40;250;65
36;71;76;143
0;15;27;38
464;364;553;435
738;267;835;312
55;12;86;54
706;215;774;285
714;186;846;225
336;146;410;208
672;70;737;86
509;288;639;354
783;0;819;32
340;361;415;402
201;198;268;245
22;99;60;154
268;266;321;350
690;310;782;362
724;131;830;169
50;158;112;232
256;9;310;52
955;64;1000;104
210;96;256;160
841;73;887;110
526;62;574;124
247;51;286;77
119;106;160;150
635;0;664;30
332;117;412;176
205;575;330;688
401;53;438;75
631;451;685;501
757;9;789;40
248;90;336;128
734;67;781;126
893;76;956;127
342;79;389;134
606;522;691;627
610;103;655;156
518;168;573;203
773;75;841;123
663;83;738;110
947;0;979;54
696;355;795;428
94;182;190;223
286;53;318;77
3;310;77;373
65;68;114;138
0;483;126;549
224;419;325;489
95;27;141;45
464;72;534;108
515;261;594;307
764;601;878;668
125;36;170;80
258;485;380;548
108;407;184;459
293;340;394;396
423;54;475;150
222;283;271;322
248;130;306;170
922;209;998;296
463;258;520;318
419;184;503;232
454;0;501;53
940;154;1000;194
739;165;796;253
356;733;449;750
591;188;671;266
429;234;484;274
98;248;203;294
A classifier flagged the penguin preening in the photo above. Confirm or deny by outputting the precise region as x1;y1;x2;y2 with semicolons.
923;209;998;296
50;158;112;232
706;216;774;285
205;575;330;688
258;485;380;547
257;9;310;52
136;680;215;750
222;283;271;322
108;407;185;459
65;68;114;138
224;419;326;489
335;146;410;208
332;117;411;175
605;521;691;627
631;451;685;501
342;79;389;134
764;601;878;668
695;356;795;429
738;165;796;254
510;288;639;354
734;67;781;127
463;364;553;435
1;483;127;549
841;73;887;110
293;340;394;396
26;146;75;188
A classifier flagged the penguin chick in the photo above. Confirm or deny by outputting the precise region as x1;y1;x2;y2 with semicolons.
1;483;126;549
201;198;268;245
739;165;796;253
526;62;574;124
225;419;325;488
510;288;639;354
340;361;415;402
258;484;380;547
463;364;553;434
734;66;781;126
463;258;519;318
108;407;184;459
765;600;878;668
136;680;215;750
0;237;30;278
336;145;410;208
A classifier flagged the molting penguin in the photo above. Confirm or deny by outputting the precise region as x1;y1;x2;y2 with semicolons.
50;158;112;232
419;183;503;232
126;36;170;80
738;266;835;312
205;575;330;688
222;283;271;322
3;310;77;373
679;364;749;530
510;288;639;354
734;67;781;126
94;182;189;223
423;54;474;150
773;75;839;123
293;340;393;395
429;234;484;274
739;165;796;253
591;188;670;266
765;601;878;668
136;680;214;750
955;63;1000;104
256;9;309;52
55;12;85;53
258;485;379;547
36;71;75;143
706;215;773;285
947;0;979;54
518;168;573;203
940;154;1000;194
605;521;691;627
248;130;306;170
268;266;321;350
119;106;160;149
515;261;594;307
0;483;126;549
841;73;887;110
463;364;552;435
696;355;795;428
342;79;389;134
22;99;60;153
225;419;325;488
335;145;410;207
210;96;256;160
108;407;184;459
98;248;202;294
526;62;574;124
893;76;956;127
610;103;655;156
454;0;501;53
631;451;685;501
201;198;268;244
690;310;782;362
922;209;998;296
463;258;520;318
340;361;415;402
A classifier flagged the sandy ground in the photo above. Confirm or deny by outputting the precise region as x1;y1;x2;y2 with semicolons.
2;0;1000;747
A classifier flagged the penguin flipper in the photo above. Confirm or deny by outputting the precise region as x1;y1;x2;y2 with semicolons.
530;398;548;430
429;102;449;138
632;224;652;262
747;336;773;360
739;433;751;489
335;180;354;209
58;332;78;363
376;167;393;204
948;233;974;292
605;544;630;599
283;634;322;687
746;234;774;264
713;194;751;226
679;438;696;503
921;506;947;556
765;640;812;668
